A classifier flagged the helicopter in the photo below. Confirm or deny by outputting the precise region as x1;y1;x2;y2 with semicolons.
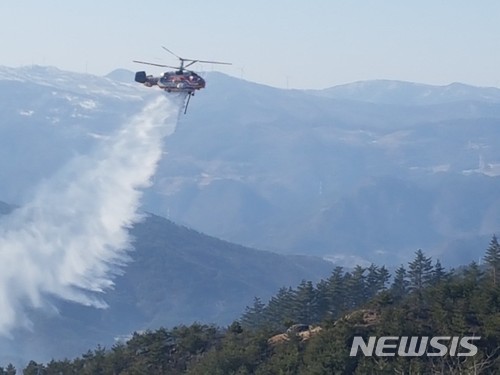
133;47;231;113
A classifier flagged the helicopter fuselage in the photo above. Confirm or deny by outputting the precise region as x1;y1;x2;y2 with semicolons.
133;47;230;113
135;70;205;93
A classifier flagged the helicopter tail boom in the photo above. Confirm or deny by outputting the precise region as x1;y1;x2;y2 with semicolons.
135;71;159;87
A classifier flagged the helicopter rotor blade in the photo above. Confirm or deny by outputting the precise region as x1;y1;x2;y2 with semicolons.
161;46;182;60
137;47;231;72
133;60;179;69
195;60;232;65
161;46;231;65
183;60;232;69
184;60;198;69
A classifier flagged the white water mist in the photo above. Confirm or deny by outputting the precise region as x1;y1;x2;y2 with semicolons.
0;94;182;335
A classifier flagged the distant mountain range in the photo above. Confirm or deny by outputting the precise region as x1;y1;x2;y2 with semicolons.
2;65;500;363
0;201;332;364
153;71;500;265
309;79;500;105
1;65;499;268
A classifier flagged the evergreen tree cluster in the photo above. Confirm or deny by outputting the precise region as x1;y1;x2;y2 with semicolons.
5;239;500;374
240;262;391;331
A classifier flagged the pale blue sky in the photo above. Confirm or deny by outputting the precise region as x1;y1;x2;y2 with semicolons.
1;0;499;89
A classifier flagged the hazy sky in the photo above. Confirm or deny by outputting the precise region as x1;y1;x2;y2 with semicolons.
1;1;499;89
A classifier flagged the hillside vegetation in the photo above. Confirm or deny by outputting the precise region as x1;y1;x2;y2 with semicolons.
8;237;500;374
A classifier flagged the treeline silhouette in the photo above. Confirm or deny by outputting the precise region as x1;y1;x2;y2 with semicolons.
6;236;500;374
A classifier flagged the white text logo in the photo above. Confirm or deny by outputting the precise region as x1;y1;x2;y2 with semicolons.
350;336;480;357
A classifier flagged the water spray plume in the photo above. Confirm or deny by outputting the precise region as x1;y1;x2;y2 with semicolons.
0;94;183;335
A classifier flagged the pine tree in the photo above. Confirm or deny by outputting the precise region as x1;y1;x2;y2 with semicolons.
326;266;346;318
365;264;380;299
408;249;433;293
390;265;409;301
463;261;483;286
345;265;366;309
292;280;318;324
108;343;130;374
46;359;74;375
483;235;500;286
265;287;295;329
22;361;45;375
365;264;391;297
5;364;15;375
241;297;266;329
377;265;391;291
315;279;332;321
431;259;447;285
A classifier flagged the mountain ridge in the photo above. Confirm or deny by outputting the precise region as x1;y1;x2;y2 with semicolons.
1;66;499;266
308;78;500;105
0;200;333;363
